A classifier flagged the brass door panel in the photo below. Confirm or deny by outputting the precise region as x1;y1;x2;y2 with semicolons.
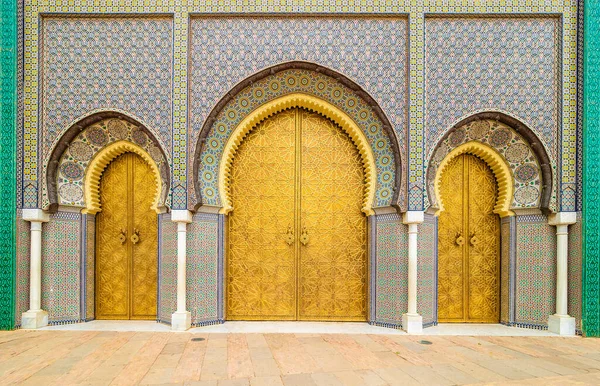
227;110;297;320
438;154;500;323
96;152;158;320
298;110;367;321
227;108;367;321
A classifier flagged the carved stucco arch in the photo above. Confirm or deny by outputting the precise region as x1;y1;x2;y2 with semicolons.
219;93;377;216
435;142;514;218
427;111;553;213
46;110;170;212
83;141;162;214
192;61;403;211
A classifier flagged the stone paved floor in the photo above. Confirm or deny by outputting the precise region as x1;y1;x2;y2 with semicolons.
1;330;600;385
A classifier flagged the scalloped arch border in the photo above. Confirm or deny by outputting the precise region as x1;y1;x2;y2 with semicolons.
434;141;514;218
83;140;162;214
219;93;377;216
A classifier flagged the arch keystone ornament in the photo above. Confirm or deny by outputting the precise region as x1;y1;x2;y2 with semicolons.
218;93;377;216
434;141;514;218
83;141;162;214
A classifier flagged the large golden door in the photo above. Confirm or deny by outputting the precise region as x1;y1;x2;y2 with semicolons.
438;153;500;323
227;108;367;321
96;152;158;320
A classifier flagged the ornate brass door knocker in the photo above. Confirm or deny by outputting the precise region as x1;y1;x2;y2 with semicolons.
119;228;127;244
470;232;479;246
131;228;140;244
455;233;465;246
285;225;294;246
300;226;309;246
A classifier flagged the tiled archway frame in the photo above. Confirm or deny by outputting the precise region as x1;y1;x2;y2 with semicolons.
46;112;170;211
427;112;554;213
193;62;402;211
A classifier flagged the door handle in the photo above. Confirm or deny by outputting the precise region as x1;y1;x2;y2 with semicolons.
470;233;479;246
455;233;465;246
131;228;140;244
285;225;294;246
119;228;127;244
300;226;309;246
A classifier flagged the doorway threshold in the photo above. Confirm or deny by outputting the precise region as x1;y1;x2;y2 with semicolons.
40;320;569;336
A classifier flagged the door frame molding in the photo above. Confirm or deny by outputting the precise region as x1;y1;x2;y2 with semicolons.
434;141;515;219
83;140;163;215
218;93;378;216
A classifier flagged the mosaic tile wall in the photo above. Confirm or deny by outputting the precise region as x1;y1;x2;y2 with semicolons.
419;214;437;327
569;212;583;331
53;118;169;210
187;213;219;325
515;215;556;328
15;211;30;328
425;17;560;159
40;17;173;206
84;214;95;321
500;216;518;326
190;17;407;209
41;212;81;324
373;214;408;327
158;213;177;324
427;119;549;211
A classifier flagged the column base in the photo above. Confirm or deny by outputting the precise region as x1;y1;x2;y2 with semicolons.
401;313;423;334
171;311;191;331
21;310;48;329
548;314;576;336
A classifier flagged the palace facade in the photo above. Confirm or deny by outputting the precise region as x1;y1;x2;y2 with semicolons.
3;0;599;336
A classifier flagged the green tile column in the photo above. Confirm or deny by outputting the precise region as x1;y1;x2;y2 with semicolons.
584;0;600;337
0;0;17;330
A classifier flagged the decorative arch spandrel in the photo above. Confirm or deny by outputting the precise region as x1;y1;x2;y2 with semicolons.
192;62;403;212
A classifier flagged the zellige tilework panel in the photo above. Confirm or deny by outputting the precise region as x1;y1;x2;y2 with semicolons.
418;215;437;326
41;212;81;324
158;214;177;324
374;215;408;327
40;16;173;203
15;212;30;328
187;214;219;325
515;216;556;327
568;213;582;331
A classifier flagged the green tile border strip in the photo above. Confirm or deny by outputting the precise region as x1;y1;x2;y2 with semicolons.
0;0;17;330
583;0;600;337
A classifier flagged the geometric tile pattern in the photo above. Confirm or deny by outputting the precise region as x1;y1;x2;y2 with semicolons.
190;16;407;209
84;214;95;321
196;69;398;209
418;214;437;327
427;119;550;211
583;0;600;337
40;16;173;157
515;215;556;328
425;17;561;162
373;214;408;327
158;214;177;324
0;0;17;329
41;212;81;324
51;118;169;210
568;213;582;331
187;214;219;325
15;212;30;328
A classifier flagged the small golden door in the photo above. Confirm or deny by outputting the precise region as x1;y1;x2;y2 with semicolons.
95;152;158;320
437;153;500;323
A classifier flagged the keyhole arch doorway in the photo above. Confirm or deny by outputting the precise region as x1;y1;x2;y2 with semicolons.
225;100;375;321
435;142;515;323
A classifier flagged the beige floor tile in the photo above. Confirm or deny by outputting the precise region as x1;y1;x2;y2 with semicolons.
282;373;318;386
250;376;284;386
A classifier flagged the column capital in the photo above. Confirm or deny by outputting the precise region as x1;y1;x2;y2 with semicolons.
22;209;50;223
171;209;193;224
548;212;577;226
402;211;424;225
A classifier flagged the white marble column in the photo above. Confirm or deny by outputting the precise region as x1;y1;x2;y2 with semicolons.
402;211;424;334
21;209;50;329
548;212;577;335
171;210;193;331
